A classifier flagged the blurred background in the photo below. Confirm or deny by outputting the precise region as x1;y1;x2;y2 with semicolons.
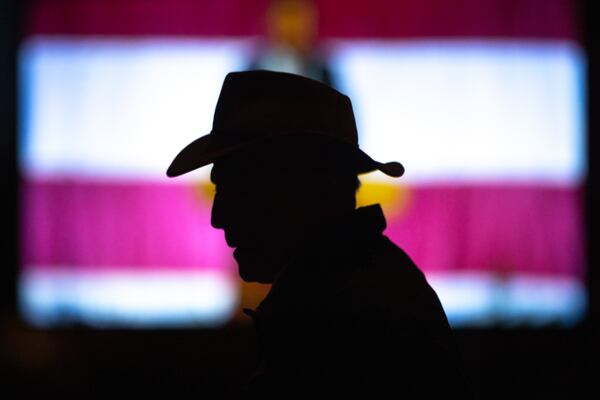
1;0;597;398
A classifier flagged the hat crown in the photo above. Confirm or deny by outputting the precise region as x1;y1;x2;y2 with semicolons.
211;70;359;146
166;70;404;178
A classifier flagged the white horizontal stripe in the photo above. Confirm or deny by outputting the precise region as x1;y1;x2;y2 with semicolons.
19;38;253;182
332;40;586;184
19;268;239;328
19;267;586;328
427;272;587;327
19;38;585;183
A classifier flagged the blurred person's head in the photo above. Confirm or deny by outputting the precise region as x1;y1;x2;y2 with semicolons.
266;0;318;55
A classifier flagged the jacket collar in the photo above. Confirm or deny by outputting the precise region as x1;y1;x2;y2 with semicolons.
296;203;386;252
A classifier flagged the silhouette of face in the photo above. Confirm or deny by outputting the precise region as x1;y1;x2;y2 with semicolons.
210;150;319;283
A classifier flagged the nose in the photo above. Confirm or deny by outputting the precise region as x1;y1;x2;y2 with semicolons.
211;190;240;248
211;190;226;230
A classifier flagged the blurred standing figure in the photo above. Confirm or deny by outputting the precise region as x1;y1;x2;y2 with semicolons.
248;0;335;87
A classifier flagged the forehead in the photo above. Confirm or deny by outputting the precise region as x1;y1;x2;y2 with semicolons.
210;153;248;183
210;162;229;185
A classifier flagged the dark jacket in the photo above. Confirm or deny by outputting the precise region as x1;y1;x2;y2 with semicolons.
243;204;470;398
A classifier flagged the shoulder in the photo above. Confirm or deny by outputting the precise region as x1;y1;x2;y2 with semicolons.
371;235;427;283
341;235;430;303
331;235;452;333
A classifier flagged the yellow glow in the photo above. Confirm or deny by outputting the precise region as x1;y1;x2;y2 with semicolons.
356;180;411;219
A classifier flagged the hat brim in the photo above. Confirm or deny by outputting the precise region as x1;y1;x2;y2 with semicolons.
166;132;404;178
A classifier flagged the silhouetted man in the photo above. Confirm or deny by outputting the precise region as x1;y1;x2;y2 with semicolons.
167;70;469;398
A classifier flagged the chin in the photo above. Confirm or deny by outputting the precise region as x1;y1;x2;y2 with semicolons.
235;249;276;284
240;273;274;284
238;264;275;284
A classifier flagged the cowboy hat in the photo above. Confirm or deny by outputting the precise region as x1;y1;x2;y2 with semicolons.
166;70;404;178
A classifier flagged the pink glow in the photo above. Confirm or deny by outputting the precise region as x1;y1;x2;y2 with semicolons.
385;184;585;278
22;179;584;278
24;0;580;42
21;178;234;272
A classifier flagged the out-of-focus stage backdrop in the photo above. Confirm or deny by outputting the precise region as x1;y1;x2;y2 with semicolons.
2;0;596;398
18;0;587;329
